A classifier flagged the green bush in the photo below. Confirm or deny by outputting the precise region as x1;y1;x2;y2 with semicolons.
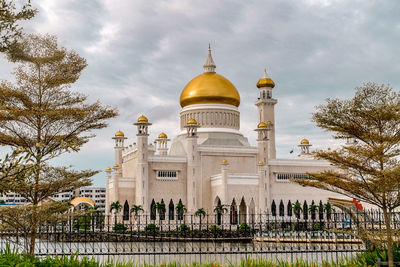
209;225;221;232
178;223;190;232
238;223;251;232
112;222;127;232
144;223;159;233
312;222;323;231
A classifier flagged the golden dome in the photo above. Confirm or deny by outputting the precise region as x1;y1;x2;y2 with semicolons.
70;197;95;207
158;132;167;139
187;118;198;125
258;160;264;164
300;138;310;145
113;164;119;167
221;159;228;164
257;77;275;88
106;167;111;171
115;130;124;137
180;73;240;107
137;115;148;123
257;122;268;128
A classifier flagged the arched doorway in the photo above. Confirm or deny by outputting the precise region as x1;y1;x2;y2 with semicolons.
123;200;129;221
239;197;247;224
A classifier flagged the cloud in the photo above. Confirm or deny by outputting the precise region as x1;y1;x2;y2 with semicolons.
1;0;399;186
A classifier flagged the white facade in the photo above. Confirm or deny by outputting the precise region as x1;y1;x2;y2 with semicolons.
106;48;341;220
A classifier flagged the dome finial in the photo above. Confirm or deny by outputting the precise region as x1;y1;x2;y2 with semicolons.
263;69;269;78
203;44;216;73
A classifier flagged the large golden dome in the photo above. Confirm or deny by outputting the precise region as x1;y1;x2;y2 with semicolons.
180;45;240;108
180;73;240;107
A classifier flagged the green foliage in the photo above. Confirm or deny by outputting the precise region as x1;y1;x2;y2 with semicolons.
194;208;206;219
238;223;251;232
110;201;122;214
130;205;144;216
144;223;159;233
73;214;92;231
112;223;127;232
209;225;221;232
312;222;323;231
178;223;190;232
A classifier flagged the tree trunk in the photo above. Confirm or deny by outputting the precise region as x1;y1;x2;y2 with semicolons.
383;209;394;267
28;211;37;255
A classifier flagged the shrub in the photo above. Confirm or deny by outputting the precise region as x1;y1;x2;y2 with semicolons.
144;223;159;233
238;223;251;232
112;223;127;232
178;224;190;232
209;225;221;232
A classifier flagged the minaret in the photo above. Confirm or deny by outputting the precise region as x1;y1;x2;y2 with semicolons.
112;131;127;166
111;163;121;207
203;43;216;73
257;160;269;213
156;132;170;156
184;118;200;213
254;121;271;164
134;115;151;211
255;70;277;159
298;138;312;155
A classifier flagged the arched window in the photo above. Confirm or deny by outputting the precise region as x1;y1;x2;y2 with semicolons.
150;199;156;220
177;199;184;220
279;200;284;217
287;200;292;217
160;199;165;220
303;200;308;220
230;199;238;225
168;199;174;220
271;200;276;216
123;200;129;221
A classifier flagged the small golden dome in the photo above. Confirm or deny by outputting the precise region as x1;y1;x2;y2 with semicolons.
257;77;275;88
113;164;119;167
258;160;264;164
300;138;309;145
257;122;268;128
106;167;111;171
267;121;272;124
187;118;198;125
158;132;167;139
180;73;240;107
137;115;148;123
221;159;228;164
115;130;124;137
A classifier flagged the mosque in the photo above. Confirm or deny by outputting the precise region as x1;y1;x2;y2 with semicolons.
105;46;339;221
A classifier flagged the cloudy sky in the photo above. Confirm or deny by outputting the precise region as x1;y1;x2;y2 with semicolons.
1;0;400;186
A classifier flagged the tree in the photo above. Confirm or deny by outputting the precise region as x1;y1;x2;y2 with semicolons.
0;0;37;52
292;201;302;219
155;201;166;221
309;201;318;220
0;34;117;255
176;201;187;221
213;203;227;225
130;205;144;217
194;208;206;230
323;202;333;221
294;83;400;266
110;201;122;225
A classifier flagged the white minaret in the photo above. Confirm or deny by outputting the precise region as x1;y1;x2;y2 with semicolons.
155;132;170;156
220;159;229;205
255;70;277;159
134;115;151;211
184;118;200;213
112;131;127;166
257;160;269;213
298;138;312;155
254;121;271;164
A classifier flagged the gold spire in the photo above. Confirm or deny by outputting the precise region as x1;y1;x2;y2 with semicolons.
300;138;310;145
256;69;275;88
115;130;124;137
158;132;168;139
137;115;148;123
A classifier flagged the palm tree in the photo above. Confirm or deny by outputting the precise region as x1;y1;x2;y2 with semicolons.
109;201;122;225
308;203;318;221
130;205;144;217
323;202;334;221
214;203;228;225
194;208;206;230
155;202;166;221
176;202;187;221
292;201;302;219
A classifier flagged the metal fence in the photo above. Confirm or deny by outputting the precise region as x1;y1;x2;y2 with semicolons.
0;210;392;265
